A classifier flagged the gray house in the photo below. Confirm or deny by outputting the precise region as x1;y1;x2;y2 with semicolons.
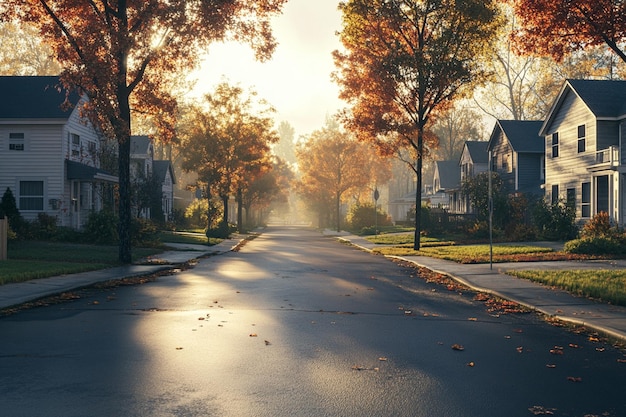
487;120;545;196
0;76;117;229
432;160;461;211
540;79;626;226
130;135;176;221
459;140;489;213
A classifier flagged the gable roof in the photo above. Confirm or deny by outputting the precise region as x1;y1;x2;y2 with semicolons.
540;79;626;135
130;135;152;155
0;76;80;120
490;120;544;154
153;160;176;185
463;140;488;164
434;160;460;190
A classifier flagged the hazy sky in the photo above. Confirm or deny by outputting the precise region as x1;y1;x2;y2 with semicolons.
189;0;344;139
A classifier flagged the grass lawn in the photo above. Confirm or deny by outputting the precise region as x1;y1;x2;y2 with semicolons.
158;231;222;246
1;241;163;286
373;243;562;263
509;269;626;307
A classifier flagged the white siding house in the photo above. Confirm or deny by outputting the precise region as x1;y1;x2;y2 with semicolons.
0;76;117;229
540;79;626;226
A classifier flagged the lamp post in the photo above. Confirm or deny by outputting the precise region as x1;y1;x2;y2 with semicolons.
488;151;493;270
374;187;380;235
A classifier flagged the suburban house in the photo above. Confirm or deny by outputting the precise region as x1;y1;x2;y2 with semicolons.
0;76;117;229
487;119;545;197
458;140;489;214
130;135;176;221
432;160;461;211
540;79;626;226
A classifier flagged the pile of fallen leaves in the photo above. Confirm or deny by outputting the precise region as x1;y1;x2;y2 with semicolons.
458;252;600;264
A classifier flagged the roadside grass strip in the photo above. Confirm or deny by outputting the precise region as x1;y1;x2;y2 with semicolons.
0;260;110;285
158;231;222;246
374;244;554;263
508;269;626;307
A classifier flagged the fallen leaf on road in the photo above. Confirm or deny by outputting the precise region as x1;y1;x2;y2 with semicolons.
249;333;258;337
568;343;580;349
466;361;475;367
528;405;556;415
550;346;564;355
546;364;556;368
516;346;524;353
617;358;626;363
468;317;477;321
378;357;388;361
451;344;465;351
175;347;183;350
264;340;271;345
567;376;582;382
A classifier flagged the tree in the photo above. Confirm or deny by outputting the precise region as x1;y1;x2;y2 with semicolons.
2;1;286;262
180;82;278;236
296;120;388;232
510;0;626;63
430;103;484;161
333;0;502;249
0;22;61;75
273;121;297;165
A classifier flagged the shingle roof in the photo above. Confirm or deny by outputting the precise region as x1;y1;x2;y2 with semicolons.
0;76;79;119
567;79;626;118
496;120;544;153
464;141;488;164
153;160;175;185
130;135;152;155
435;160;460;189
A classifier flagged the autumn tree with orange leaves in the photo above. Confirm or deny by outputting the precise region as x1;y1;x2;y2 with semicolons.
510;0;626;63
180;82;278;237
296;120;390;232
333;0;501;249
0;1;286;262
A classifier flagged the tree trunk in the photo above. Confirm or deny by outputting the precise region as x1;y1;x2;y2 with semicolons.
413;129;424;251
335;192;341;232
236;188;243;232
221;194;229;229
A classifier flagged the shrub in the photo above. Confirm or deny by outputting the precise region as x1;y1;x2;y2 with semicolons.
206;222;232;239
131;217;160;247
564;236;625;255
0;187;26;236
84;210;118;244
581;211;617;239
347;202;392;232
31;213;58;240
532;199;578;241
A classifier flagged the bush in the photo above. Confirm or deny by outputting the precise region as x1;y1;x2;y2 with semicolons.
581;211;617;239
206;222;233;239
532;199;578;241
0;187;26;237
31;213;58;240
84;210;118;244
564;237;626;255
131;217;160;247
347;202;392;232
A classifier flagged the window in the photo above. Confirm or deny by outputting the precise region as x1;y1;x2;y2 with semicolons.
9;132;24;151
87;141;96;154
71;133;80;157
19;181;44;211
581;182;591;218
551;184;559;205
577;125;586;153
566;188;575;209
551;132;559;158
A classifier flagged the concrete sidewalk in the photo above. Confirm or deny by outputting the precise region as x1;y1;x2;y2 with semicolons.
338;234;626;342
0;237;243;311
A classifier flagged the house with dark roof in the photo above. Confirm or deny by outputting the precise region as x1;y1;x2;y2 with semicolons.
0;76;117;229
539;79;626;226
458;140;489;213
432;160;461;210
130;135;176;221
487;119;545;196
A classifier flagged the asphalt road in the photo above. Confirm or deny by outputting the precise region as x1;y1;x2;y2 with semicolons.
1;226;625;417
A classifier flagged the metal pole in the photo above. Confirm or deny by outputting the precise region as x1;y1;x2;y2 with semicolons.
488;151;493;270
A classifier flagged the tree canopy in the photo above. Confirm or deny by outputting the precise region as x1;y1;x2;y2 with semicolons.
180;82;278;235
510;0;626;63
1;0;286;261
333;0;501;248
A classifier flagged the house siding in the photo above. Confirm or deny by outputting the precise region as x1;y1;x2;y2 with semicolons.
545;90;597;204
0;123;65;222
517;153;543;195
491;130;515;192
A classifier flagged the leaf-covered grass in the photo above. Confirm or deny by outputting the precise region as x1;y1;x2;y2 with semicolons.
158;231;222;246
366;233;451;246
374;243;560;263
2;241;162;285
509;269;626;306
